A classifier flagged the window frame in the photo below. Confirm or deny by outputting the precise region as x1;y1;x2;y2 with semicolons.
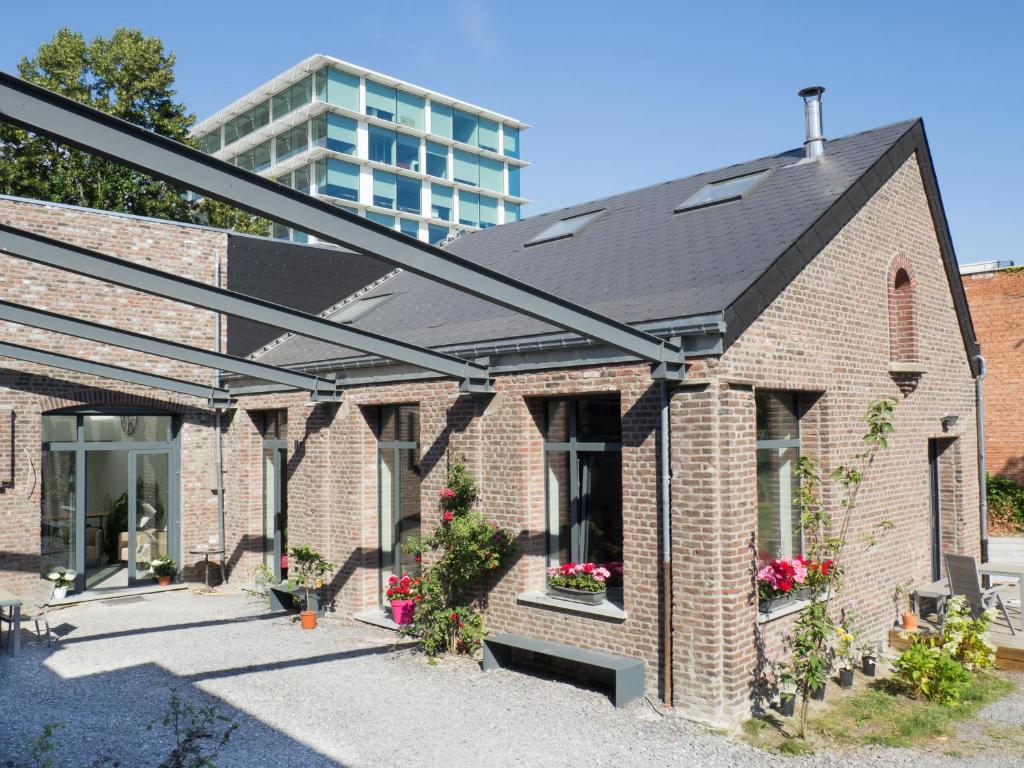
755;391;803;562
376;404;421;596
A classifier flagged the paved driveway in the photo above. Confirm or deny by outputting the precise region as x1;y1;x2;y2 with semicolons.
0;590;1020;767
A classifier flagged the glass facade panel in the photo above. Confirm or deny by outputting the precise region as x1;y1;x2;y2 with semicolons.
397;176;421;214
41;450;76;575
480;195;499;228
428;223;449;245
452;109;478;145
313;113;357;155
272;222;289;240
367;210;396;228
234;141;272;173
479;157;503;193
368;126;396;165
508;165;521;197
224;101;270;146
453;150;478;186
755;392;801;562
503;126;520;158
272;77;312;120
400;218;420;239
275;123;308;163
458;191;480;227
83;415;172;442
504;202;520;222
366;80;397;121
429;102;452;139
397;90;425;130
396;133;420;172
293;165;311;194
478;117;499;152
316;158;359;201
426;141;448;179
373;169;397;209
378;404;421;587
197;131;221;154
320;67;359;112
42;415;76;442
431;184;452;221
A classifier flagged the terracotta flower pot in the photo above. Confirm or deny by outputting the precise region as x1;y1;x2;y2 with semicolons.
901;612;918;630
300;610;318;630
158;575;171;587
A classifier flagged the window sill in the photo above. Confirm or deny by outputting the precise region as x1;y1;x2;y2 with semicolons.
888;360;927;375
757;598;810;623
516;591;627;621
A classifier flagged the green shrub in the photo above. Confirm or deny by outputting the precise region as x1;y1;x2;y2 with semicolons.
939;595;996;670
987;473;1024;530
893;641;971;705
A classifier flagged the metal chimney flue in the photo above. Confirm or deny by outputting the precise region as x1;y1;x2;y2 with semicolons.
798;86;826;159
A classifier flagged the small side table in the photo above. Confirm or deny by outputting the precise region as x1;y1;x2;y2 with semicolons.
188;548;226;587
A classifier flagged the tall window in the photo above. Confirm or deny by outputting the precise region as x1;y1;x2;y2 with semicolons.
378;405;421;586
756;392;801;562
543;397;623;582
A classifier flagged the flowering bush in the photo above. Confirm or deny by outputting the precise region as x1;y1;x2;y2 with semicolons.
46;566;76;589
546;562;611;593
148;557;177;578
385;573;423;603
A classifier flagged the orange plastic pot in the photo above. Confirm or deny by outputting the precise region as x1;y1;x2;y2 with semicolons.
300;610;318;630
901;612;918;630
158;575;171;587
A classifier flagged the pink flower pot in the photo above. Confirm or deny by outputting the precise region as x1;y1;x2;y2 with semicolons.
390;599;415;625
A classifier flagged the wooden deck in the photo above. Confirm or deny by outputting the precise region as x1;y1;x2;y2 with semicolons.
888;588;1024;671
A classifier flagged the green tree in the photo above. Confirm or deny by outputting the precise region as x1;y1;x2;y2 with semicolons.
0;27;266;234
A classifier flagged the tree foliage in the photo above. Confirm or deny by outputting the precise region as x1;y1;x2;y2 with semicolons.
0;27;266;234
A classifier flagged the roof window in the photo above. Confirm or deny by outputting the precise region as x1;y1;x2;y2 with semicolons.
332;294;392;324
675;170;769;212
526;209;604;246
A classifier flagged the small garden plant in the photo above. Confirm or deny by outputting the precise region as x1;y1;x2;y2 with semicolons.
45;566;76;589
404;454;514;655
288;544;334;612
385;572;423;603
546;562;611;592
149;557;177;578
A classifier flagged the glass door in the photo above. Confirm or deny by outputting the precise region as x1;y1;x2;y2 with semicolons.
129;450;171;585
262;442;287;581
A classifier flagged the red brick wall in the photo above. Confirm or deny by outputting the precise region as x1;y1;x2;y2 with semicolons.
962;267;1024;484
0;198;226;592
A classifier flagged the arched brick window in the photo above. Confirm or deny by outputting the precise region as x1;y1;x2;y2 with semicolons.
888;258;918;362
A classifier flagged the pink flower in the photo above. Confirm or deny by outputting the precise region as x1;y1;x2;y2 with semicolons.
439;488;457;499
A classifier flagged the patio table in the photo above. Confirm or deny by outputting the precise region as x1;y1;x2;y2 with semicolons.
188;547;226;587
979;561;1024;633
0;588;23;654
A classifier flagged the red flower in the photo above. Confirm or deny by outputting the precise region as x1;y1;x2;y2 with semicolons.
820;560;833;575
439;488;457;499
442;511;454;523
583;563;594;573
388;575;398;585
414;554;422;563
449;612;458;621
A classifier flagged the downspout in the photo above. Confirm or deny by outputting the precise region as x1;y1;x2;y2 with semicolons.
660;379;673;707
975;354;988;563
215;259;227;581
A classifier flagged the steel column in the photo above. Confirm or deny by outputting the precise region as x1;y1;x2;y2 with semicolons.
0;298;337;399
0;341;232;406
0;72;684;378
0;224;490;386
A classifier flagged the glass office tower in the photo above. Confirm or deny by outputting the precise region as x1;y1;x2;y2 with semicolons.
191;55;529;245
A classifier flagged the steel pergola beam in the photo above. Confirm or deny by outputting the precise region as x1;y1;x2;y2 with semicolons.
0;224;491;388
0;340;233;407
0;71;684;380
0;299;338;400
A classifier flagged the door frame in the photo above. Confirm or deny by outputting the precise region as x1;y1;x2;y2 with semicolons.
41;409;180;593
928;439;942;582
262;439;287;581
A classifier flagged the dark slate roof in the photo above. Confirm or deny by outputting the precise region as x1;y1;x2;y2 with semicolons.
254;119;975;369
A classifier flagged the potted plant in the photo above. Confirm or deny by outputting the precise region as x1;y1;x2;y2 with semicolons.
860;641;878;677
776;664;797;717
288;545;334;630
150;557;177;586
545;562;611;605
385;572;422;625
895;580;917;630
835;606;858;687
46;566;76;600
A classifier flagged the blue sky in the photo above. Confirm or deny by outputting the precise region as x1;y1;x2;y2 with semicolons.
3;1;1022;263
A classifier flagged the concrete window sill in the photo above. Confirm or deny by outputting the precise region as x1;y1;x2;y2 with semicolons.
516;591;627;621
757;598;810;624
888;360;927;375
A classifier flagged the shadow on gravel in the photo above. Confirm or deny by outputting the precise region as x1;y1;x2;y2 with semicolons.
52;610;284;646
184;644;398;683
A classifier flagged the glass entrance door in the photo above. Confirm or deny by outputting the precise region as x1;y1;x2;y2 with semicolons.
262;442;287;580
129;451;171;584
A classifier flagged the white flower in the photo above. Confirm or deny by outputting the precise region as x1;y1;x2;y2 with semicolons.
47;572;60;581
65;570;77;579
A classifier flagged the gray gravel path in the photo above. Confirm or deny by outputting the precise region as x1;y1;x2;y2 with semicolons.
0;590;1020;767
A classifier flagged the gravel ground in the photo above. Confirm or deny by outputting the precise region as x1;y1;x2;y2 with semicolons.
0;590;1021;767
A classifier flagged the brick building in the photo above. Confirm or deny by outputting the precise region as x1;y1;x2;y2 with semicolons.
0;106;982;725
961;264;1024;486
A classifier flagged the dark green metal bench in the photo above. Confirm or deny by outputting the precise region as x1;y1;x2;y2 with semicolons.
482;633;644;707
268;581;324;616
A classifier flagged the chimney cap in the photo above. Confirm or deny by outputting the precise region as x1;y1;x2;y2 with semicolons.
798;86;826;100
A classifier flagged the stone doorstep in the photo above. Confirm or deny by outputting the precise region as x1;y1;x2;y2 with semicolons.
50;582;188;607
353;606;402;631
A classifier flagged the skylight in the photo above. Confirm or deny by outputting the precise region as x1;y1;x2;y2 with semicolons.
333;294;392;324
526;209;604;246
675;170;769;212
